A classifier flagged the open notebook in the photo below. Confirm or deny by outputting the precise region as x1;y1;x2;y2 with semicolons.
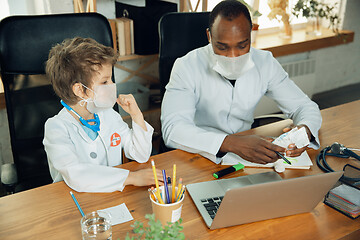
222;127;312;169
222;151;313;169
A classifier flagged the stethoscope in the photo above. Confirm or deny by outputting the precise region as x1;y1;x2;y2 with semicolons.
60;100;100;132
316;142;360;181
60;100;113;165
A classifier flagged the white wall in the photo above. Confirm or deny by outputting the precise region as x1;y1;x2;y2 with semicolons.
7;0;28;15
6;0;115;17
276;0;360;94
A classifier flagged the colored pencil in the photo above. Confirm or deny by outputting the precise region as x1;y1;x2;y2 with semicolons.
176;178;183;201
69;191;85;217
151;160;164;204
171;164;176;203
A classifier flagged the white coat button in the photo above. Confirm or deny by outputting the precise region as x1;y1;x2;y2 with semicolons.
90;152;97;158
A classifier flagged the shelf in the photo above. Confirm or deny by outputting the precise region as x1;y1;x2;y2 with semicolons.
253;28;354;57
116;28;354;61
117;54;158;62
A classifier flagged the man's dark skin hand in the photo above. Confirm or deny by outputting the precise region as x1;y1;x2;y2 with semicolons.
282;124;313;157
220;125;313;164
220;135;286;164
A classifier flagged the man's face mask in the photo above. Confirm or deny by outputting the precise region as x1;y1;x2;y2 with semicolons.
209;44;254;80
79;83;117;113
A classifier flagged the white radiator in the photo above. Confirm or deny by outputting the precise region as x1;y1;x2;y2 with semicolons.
254;58;316;117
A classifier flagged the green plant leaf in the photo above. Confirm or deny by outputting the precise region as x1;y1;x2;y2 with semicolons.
125;214;185;240
237;0;262;19
292;0;340;34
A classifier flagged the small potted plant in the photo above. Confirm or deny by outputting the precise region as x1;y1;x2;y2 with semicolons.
124;214;185;240
237;0;262;43
292;0;340;36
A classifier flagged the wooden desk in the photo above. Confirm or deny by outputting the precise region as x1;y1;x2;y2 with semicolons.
1;101;360;240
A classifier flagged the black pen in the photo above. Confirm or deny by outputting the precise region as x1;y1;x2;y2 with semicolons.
275;151;292;165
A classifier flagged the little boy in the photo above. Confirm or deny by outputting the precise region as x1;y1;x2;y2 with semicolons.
43;37;162;192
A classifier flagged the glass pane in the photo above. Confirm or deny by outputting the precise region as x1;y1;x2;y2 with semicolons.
0;0;10;21
203;0;253;11
258;0;307;29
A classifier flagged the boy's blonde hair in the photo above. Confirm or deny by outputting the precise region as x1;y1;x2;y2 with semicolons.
46;37;118;105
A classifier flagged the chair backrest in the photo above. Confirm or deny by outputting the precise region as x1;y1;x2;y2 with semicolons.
158;12;210;96
0;13;114;191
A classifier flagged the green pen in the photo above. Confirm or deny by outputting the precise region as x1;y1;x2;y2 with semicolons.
213;163;245;178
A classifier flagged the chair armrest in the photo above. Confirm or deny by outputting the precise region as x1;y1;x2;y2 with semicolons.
1;163;17;194
252;114;287;129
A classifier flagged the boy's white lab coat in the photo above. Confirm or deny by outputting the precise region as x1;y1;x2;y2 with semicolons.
161;45;322;164
43;107;153;192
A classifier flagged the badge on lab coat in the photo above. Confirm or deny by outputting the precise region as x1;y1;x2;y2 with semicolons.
110;133;121;147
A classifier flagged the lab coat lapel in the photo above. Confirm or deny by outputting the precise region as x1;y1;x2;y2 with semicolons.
58;108;93;143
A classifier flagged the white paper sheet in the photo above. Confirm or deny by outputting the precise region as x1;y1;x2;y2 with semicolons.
222;151;313;169
99;203;134;226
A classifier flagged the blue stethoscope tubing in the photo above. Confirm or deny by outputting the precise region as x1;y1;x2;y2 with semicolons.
60;100;100;132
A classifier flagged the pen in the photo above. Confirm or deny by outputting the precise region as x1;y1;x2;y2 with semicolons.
69;191;85;217
151;160;164;204
213;163;245;179
162;170;171;204
171;164;176;203
161;185;165;203
275;151;292;165
167;177;171;185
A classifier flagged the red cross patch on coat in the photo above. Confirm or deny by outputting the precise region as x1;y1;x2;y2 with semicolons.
110;133;121;147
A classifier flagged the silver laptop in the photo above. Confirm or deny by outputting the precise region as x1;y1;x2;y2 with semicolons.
187;171;343;229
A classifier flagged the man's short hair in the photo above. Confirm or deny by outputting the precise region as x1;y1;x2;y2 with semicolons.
209;0;252;32
46;37;118;105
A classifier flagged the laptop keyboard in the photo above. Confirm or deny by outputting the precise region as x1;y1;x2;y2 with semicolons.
201;196;224;219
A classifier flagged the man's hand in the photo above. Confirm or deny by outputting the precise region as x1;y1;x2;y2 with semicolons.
282;124;312;157
220;134;286;164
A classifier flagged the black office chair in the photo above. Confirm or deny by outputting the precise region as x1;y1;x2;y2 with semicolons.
157;11;210;151
157;12;210;153
0;13;114;193
158;12;210;97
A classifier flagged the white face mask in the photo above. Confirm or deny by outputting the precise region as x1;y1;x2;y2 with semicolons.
79;83;117;113
210;44;254;80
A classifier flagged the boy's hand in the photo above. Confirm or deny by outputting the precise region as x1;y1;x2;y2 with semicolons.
117;94;141;117
124;168;164;187
117;94;147;131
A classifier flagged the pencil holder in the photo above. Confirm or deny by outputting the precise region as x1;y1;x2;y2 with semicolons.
150;186;185;225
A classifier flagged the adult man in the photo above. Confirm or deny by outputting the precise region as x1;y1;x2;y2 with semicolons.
161;0;322;165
